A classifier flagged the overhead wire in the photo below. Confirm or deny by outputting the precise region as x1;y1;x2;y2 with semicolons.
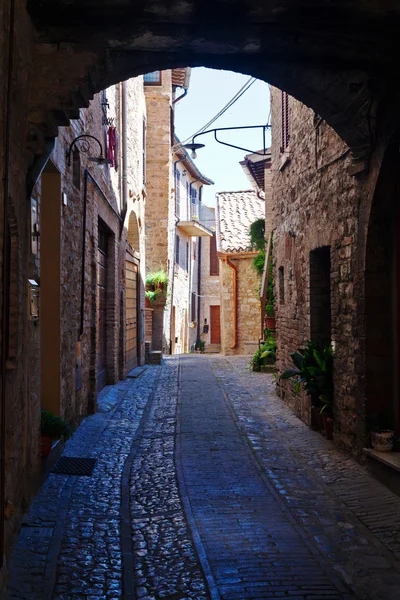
180;76;257;145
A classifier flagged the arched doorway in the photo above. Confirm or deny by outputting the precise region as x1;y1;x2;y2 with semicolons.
126;211;141;372
365;136;400;433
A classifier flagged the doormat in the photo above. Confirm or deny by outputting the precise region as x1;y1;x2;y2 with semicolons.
51;457;97;476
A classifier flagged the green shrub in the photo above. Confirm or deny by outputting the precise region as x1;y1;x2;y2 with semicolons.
251;334;277;371
41;410;71;440
280;341;333;411
145;270;168;287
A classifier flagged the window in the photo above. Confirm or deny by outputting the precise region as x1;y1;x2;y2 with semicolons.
98;222;109;255
175;169;181;216
186;242;189;271
281;90;290;151
210;233;219;276
179;239;186;270
279;267;285;305
186;182;189;202
191;292;196;322
144;71;162;85
191;187;197;204
72;148;81;189
175;235;180;266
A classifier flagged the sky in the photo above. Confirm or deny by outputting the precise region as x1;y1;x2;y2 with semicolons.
174;67;271;207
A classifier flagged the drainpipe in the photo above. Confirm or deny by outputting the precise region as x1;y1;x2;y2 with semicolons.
1;0;15;561
169;158;185;353
172;89;188;105
225;256;238;350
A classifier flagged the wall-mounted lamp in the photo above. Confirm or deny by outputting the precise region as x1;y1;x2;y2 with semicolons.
66;134;112;169
183;124;271;159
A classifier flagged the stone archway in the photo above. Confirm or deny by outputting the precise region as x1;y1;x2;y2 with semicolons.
25;0;400;169
128;211;140;253
365;135;400;432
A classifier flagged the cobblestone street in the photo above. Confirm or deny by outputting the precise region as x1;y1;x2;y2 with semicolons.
6;355;400;599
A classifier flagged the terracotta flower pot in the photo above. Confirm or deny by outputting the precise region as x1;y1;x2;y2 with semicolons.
265;316;276;331
371;430;395;452
40;435;53;457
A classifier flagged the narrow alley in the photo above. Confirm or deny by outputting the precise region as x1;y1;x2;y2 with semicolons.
6;356;400;600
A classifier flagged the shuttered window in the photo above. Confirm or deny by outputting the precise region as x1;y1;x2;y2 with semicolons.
175;235;180;266
191;292;196;322
210;233;219;276
281;90;290;151
175;169;181;216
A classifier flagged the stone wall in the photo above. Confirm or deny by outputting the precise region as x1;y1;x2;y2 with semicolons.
144;71;173;353
199;230;221;348
270;85;382;452
220;256;261;355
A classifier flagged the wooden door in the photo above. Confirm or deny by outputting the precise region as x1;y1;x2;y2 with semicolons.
126;253;138;372
97;229;108;392
210;305;221;344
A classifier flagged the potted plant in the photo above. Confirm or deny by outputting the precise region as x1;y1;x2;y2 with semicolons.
40;410;71;457
280;341;333;438
369;413;396;452
145;270;168;306
145;289;158;307
195;339;205;353
251;332;276;372
145;269;168;291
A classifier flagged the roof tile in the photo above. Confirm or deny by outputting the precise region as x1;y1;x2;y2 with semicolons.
216;190;265;253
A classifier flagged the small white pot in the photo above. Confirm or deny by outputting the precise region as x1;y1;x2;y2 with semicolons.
371;430;395;452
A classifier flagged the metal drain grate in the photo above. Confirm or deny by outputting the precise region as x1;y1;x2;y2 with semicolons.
51;457;97;476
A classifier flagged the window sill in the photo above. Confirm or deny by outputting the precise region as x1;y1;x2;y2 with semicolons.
279;151;291;172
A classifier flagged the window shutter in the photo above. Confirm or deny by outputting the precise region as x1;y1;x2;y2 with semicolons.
191;292;196;322
175;235;180;266
210;234;219;276
186;242;189;271
176;170;181;216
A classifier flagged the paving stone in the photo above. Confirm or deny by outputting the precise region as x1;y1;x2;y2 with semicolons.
6;355;400;600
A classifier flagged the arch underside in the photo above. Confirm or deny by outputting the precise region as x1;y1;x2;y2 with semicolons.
27;0;400;167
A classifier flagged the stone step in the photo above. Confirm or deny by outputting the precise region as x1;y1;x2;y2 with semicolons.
204;344;221;354
147;351;162;365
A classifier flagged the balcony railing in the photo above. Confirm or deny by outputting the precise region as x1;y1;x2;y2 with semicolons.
177;202;215;236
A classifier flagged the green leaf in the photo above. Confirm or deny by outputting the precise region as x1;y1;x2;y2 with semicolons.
280;369;301;380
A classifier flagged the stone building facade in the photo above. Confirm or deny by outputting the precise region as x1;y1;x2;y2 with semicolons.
271;86;397;456
198;213;222;353
0;74;147;583
216;191;265;355
171;143;214;354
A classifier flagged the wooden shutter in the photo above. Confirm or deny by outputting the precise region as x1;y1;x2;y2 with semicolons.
175;235;180;266
176;169;181;216
191;292;196;322
210;233;219;276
